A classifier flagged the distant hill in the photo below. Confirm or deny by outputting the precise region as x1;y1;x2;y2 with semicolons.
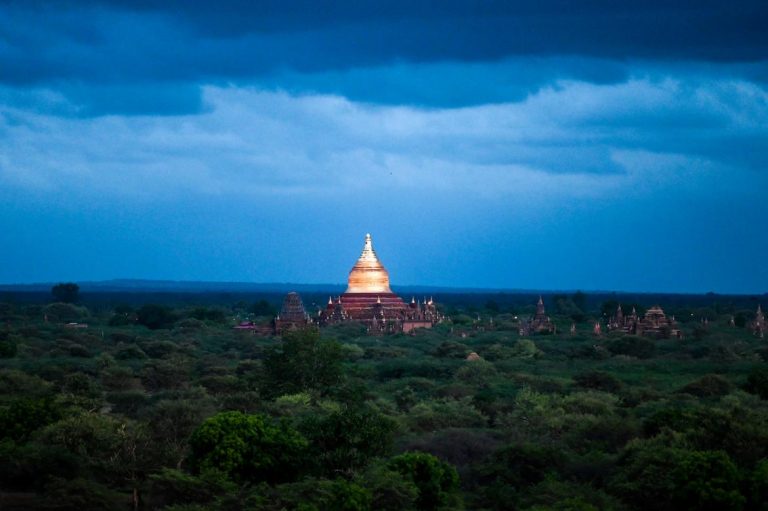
0;279;764;297
0;278;550;295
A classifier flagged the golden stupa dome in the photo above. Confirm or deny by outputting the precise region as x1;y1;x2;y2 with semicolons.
346;233;393;294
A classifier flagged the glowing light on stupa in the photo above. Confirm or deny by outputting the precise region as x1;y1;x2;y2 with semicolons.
345;233;393;294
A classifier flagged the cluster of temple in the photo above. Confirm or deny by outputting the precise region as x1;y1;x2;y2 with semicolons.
274;234;443;335
517;298;686;340
607;304;682;339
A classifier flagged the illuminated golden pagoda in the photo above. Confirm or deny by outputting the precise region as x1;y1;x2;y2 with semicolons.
346;233;393;294
314;233;443;334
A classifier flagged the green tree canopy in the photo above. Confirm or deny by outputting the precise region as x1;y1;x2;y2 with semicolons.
0;396;61;442
263;328;343;397
388;452;461;511
188;411;308;484
299;405;397;476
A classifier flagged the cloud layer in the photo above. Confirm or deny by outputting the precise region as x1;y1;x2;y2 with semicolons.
1;1;767;292
2;1;767;114
3;73;766;195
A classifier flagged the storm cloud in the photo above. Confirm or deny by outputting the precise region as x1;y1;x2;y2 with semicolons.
2;1;767;113
0;1;766;292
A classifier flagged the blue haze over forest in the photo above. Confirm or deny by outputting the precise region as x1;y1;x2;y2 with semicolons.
0;1;767;294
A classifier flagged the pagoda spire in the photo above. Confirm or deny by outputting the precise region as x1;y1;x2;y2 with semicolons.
358;233;378;262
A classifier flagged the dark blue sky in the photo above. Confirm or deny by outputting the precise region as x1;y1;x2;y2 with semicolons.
1;1;767;293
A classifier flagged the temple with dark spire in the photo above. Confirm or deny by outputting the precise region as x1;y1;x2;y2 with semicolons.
608;304;639;334
519;296;555;335
294;233;443;334
752;304;765;338
274;291;312;334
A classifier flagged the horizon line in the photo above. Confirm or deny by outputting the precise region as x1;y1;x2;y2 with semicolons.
0;278;765;297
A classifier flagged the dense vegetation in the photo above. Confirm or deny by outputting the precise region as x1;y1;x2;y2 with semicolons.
1;286;767;510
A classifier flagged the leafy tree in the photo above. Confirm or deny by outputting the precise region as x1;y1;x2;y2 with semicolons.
62;372;101;398
643;407;698;437
254;477;373;511
747;459;768;511
407;398;487;432
106;390;149;418
299;405;397;475
478;443;563;508
394;387;418;412
145;467;237;509
38;412;153;509
115;343;147;360
611;440;745;511
520;479;622;511
51;282;80;303
510;339;542;358
0;396;61;442
669;450;744;511
455;359;498;385
362;463;419;511
146;399;214;468
263;328;343;397
188;411;308;484
610;441;691;511
140;358;192;391
388;452;461;511
0;369;52;398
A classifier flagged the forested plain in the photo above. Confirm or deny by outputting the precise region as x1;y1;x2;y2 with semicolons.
1;287;768;511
